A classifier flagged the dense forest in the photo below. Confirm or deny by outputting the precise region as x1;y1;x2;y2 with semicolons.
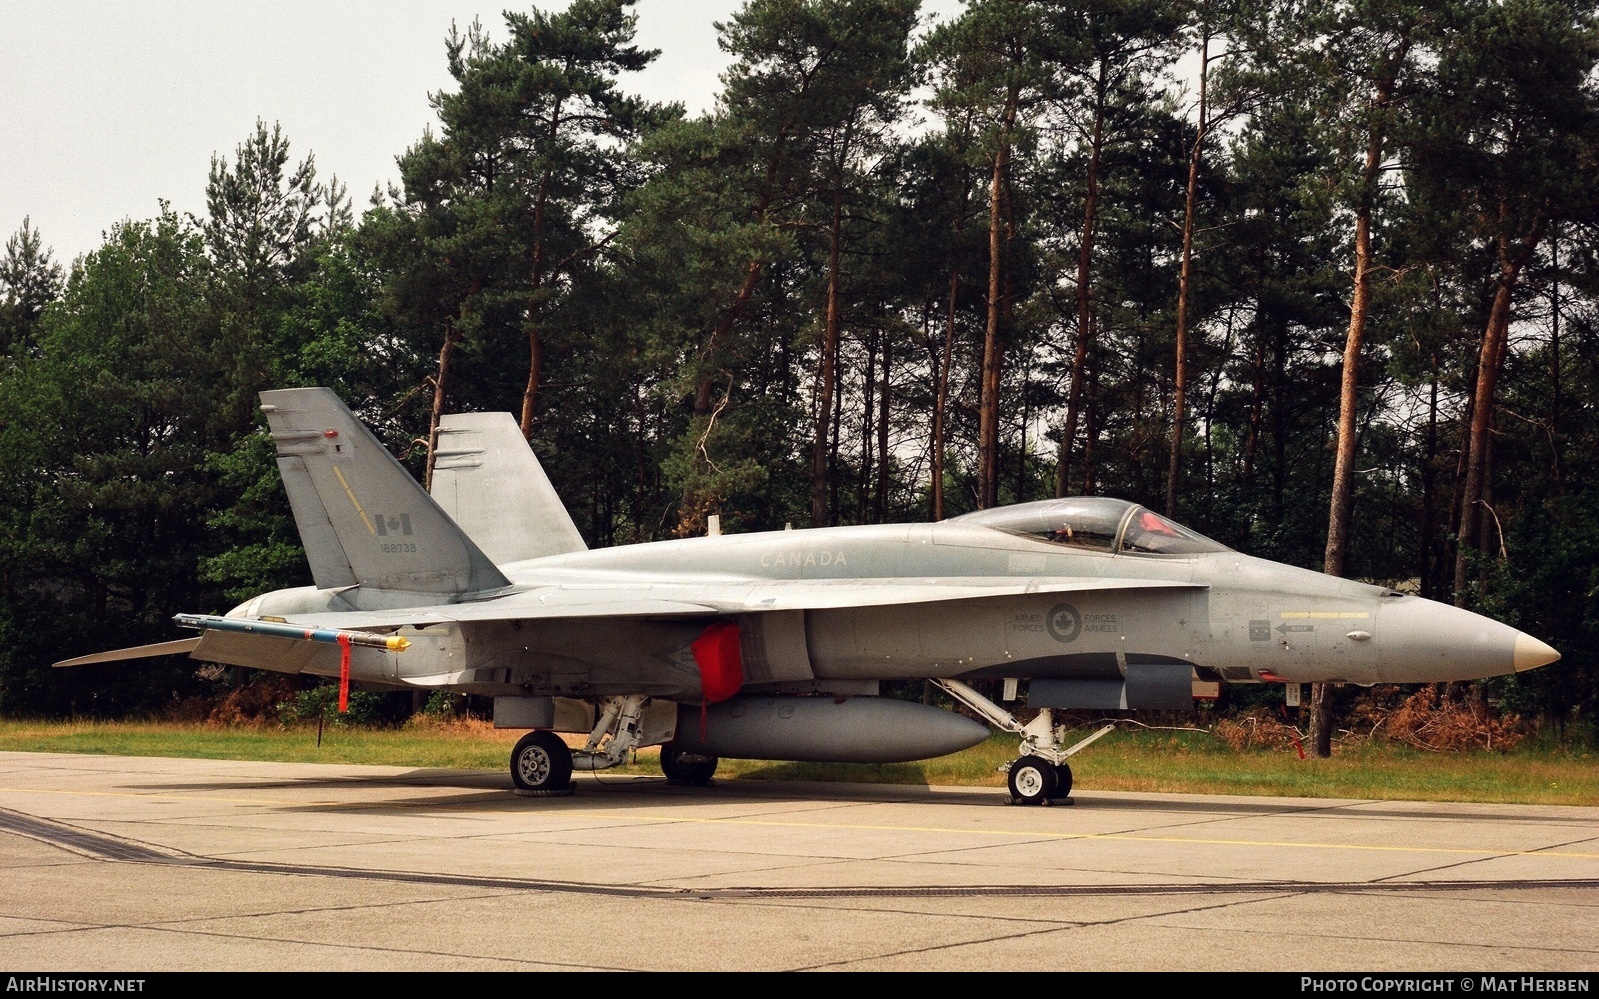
1;0;1595;742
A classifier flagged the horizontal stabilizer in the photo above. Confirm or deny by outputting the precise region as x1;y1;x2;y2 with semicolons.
54;638;202;668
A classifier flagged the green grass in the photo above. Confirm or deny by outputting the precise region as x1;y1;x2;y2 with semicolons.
0;718;1593;806
0;717;524;770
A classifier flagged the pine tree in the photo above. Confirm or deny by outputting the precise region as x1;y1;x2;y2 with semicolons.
0;217;65;356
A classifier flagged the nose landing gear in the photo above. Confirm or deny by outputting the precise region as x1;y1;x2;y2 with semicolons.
932;678;1111;806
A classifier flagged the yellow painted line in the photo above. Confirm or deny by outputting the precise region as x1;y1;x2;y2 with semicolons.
332;465;376;535
3;787;1594;860
1280;612;1370;619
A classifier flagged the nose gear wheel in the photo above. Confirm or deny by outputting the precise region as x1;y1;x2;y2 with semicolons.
1007;755;1057;805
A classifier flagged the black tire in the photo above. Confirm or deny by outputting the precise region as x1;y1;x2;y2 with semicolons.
511;731;573;793
1006;755;1058;806
659;743;719;785
1052;762;1074;800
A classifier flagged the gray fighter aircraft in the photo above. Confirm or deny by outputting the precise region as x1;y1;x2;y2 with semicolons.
58;388;1561;804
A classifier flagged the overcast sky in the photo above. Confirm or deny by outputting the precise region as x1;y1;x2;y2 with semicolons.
1;1;963;268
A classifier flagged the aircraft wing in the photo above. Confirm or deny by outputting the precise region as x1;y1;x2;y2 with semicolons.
116;576;1196;684
256;575;1201;630
55;577;1200;670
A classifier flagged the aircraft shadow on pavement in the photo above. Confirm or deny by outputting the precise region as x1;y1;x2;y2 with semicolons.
123;771;1587;824
128;770;1004;815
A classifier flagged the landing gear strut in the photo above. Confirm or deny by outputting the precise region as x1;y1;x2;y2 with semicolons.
510;694;666;796
932;678;1110;806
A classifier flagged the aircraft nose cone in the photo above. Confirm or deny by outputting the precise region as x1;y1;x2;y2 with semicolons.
1377;597;1556;683
1514;633;1560;671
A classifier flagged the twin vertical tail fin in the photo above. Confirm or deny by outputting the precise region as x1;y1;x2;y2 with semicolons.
430;411;587;565
260;388;510;599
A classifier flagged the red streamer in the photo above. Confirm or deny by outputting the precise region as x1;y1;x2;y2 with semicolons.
337;633;351;713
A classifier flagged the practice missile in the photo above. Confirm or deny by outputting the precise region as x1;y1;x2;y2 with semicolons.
172;614;410;652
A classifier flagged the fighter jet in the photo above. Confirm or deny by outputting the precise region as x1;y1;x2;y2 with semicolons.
57;388;1561;805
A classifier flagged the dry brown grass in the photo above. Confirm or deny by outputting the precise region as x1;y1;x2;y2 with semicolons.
157;675;299;727
1207;684;1531;756
1211;710;1306;753
1376;684;1525;752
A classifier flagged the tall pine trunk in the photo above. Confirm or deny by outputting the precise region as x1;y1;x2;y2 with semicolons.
1166;27;1208;518
1056;70;1108;498
812;187;845;526
426;281;478;490
520;111;561;439
1314;86;1392;758
1453;227;1540;603
977;140;1010;510
425;322;460;492
876;331;891;521
932;265;958;520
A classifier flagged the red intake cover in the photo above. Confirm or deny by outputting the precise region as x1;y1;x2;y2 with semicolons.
691;622;744;703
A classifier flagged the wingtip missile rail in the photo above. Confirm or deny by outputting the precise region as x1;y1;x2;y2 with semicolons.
172;614;411;652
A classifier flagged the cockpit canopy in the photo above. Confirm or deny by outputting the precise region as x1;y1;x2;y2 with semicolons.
948;497;1229;556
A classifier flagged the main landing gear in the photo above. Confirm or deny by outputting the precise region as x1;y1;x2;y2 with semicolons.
658;742;719;785
511;730;575;796
510;694;666;796
932;678;1114;807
